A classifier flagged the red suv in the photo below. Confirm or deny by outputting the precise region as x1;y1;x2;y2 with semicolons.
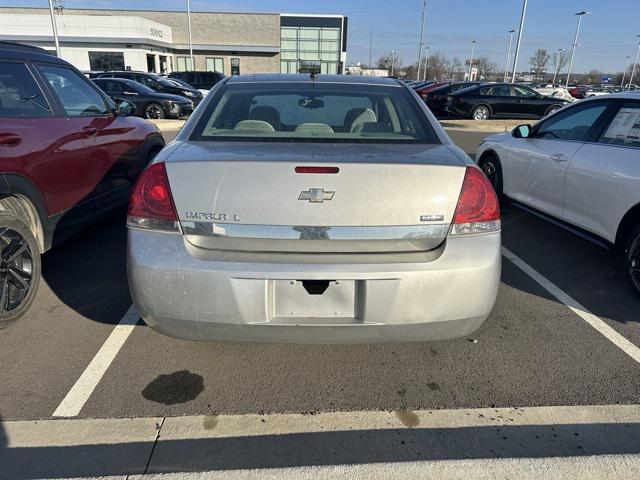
0;42;164;327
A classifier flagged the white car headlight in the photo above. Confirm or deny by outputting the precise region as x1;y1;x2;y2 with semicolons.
183;90;196;97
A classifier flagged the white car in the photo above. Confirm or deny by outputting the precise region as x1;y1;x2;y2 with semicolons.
533;84;575;102
476;93;640;296
584;86;614;97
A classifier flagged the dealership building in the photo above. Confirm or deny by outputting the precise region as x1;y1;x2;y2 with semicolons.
0;7;348;75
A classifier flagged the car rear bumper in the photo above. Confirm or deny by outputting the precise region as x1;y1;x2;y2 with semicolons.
175;104;193;118
445;104;470;117
127;229;501;343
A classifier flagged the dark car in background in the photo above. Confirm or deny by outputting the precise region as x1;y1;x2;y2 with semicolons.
424;82;482;114
410;81;435;92
0;42;164;326
82;71;106;79
168;71;224;91
93;78;193;119
414;81;452;100
97;71;203;107
446;83;570;120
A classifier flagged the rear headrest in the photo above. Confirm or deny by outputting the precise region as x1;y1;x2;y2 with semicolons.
250;106;281;130
234;120;275;132
350;108;378;132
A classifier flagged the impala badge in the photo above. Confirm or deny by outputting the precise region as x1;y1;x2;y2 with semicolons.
420;215;444;222
299;188;335;203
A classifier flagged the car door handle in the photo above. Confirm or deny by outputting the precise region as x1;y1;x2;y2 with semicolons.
550;153;568;163
0;134;22;147
82;127;98;137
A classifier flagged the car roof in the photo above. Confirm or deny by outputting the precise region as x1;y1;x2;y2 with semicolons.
226;74;402;86
585;91;640;100
94;77;133;84
107;71;155;75
170;71;222;75
0;41;67;65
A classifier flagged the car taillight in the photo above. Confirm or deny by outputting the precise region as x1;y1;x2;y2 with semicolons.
127;162;180;233
450;166;500;235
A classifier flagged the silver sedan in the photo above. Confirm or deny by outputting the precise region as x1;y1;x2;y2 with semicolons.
127;74;501;343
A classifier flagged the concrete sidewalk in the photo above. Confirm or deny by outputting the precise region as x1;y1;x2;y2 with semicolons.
2;405;640;479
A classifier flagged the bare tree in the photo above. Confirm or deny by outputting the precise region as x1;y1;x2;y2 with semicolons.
550;50;570;80
582;69;605;85
376;52;402;74
475;57;499;81
446;57;463;80
529;49;551;79
404;64;418;80
424;52;448;80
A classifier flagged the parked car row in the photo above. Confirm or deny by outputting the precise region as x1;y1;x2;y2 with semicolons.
0;42;165;326
82;69;226;119
444;83;570;120
408;80;570;120
92;78;194;119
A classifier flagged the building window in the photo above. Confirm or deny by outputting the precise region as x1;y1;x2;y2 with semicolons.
88;51;124;71
176;56;194;71
280;26;341;74
230;58;240;76
206;57;224;73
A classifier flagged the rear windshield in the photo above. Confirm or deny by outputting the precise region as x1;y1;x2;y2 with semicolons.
190;82;439;144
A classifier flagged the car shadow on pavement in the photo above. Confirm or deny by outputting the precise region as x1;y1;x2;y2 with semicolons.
2;421;640;478
40;208;133;325
500;203;640;327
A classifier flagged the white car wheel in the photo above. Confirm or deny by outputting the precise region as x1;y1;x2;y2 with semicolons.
472;106;490;121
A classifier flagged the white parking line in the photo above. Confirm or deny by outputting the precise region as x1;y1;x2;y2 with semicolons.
502;246;640;363
52;305;139;418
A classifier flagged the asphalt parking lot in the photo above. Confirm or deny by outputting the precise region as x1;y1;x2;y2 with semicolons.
1;129;639;425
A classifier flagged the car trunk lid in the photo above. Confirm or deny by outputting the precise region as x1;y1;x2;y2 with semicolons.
164;141;466;254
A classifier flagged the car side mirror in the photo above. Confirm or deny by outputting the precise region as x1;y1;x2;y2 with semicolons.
512;124;532;138
114;99;136;117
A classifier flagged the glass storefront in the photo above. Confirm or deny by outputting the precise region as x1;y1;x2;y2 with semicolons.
280;26;340;74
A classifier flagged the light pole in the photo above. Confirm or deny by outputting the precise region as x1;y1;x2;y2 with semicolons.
468;41;476;81
47;0;61;57
511;0;528;83
186;0;194;70
503;30;516;82
369;26;373;67
629;35;640;88
390;50;396;76
416;0;427;81
621;56;631;87
423;46;430;81
552;48;565;85
565;11;591;88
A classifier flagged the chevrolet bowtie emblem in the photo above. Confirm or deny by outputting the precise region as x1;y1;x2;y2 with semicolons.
298;188;335;203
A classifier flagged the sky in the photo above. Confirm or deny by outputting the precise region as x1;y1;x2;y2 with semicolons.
6;0;640;73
